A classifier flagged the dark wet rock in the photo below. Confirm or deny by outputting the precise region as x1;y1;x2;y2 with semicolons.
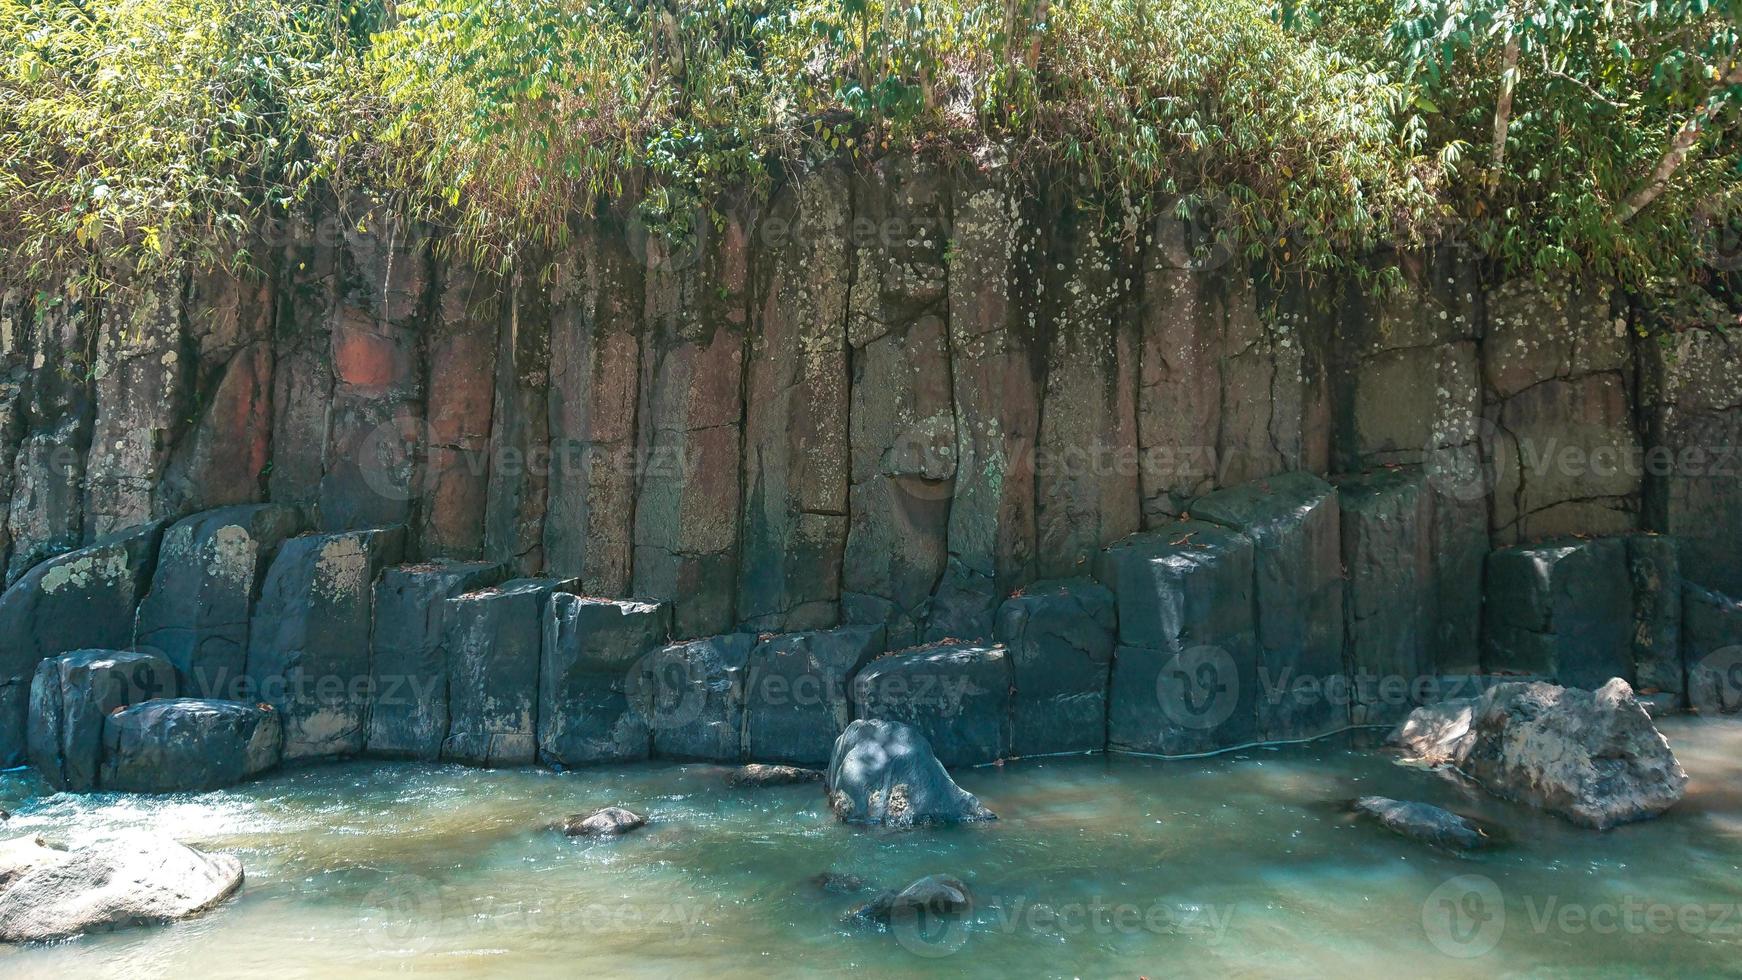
1685;585;1742;716
1483;537;1635;690
136;504;306;698
1390;679;1686;829
1335;468;1432;724
100;698;282;793
0;834;243;942
561;806;646;837
742;625;885;766
843;874;973;927
727;764;823;788
825;719;994;827
537;595;668;767
994;578;1116;757
852;643;1012;767
28;649;176;791
444;578;575;767
1093;523;1258;754
366;561;506;759
245;526;405;760
1351;796;1486;851
0;521;163;767
1627;534;1683;704
636;633;757;762
1192;472;1346;741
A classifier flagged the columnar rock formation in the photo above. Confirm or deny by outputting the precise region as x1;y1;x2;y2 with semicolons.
0;165;1737;781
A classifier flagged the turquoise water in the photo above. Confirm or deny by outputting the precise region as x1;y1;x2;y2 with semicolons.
3;718;1741;978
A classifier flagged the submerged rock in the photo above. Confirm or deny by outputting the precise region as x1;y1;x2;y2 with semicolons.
1390;679;1687;829
0;834;243;942
824;719;994;827
843;874;973;927
1352;796;1486;851
561;806;647;837
101;698;283;793
810;870;869;895
726;764;822;788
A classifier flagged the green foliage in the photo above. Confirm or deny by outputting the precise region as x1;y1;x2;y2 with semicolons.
2;0;1740;304
0;0;378;285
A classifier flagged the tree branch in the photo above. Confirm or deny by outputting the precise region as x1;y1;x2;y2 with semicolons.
1619;61;1742;223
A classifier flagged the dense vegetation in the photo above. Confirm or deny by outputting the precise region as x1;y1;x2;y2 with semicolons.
2;0;1740;307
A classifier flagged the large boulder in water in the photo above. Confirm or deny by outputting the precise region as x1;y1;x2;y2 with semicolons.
1390;679;1687;829
0;834;243;942
825;719;994;827
28;649;176;791
100;698;282;793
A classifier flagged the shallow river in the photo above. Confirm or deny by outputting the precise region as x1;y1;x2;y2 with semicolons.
4;718;1741;978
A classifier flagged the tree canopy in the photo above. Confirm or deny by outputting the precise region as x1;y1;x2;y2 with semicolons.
2;0;1739;307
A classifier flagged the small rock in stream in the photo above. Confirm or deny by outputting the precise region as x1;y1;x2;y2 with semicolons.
1351;796;1488;851
727;764;824;788
561;806;647;837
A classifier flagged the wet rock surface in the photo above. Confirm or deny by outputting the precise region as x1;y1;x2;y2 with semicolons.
445;578;575;766
743;625;885;766
27;649;175;791
537;595;668;766
1351;796;1487;850
994;578;1116;757
1483;537;1635;690
727;764;823;788
561;806;646;837
825;719;995;827
245;526;405;760
0;522;163;766
100;698;282;793
636;633;757;762
366;560;506;759
1391;679;1687;829
852;643;1012;767
135;504;305;698
0;835;243;942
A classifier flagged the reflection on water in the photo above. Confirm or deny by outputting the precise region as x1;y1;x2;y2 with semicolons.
4;718;1742;978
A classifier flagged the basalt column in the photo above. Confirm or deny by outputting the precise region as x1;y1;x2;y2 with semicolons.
415;264;500;557
633;209;751;637
841;158;955;647
82;264;191;539
485;269;554;575
929;174;1040;640
1032;208;1141;578
319;214;432;531
544;217;643;594
738;171;854;632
